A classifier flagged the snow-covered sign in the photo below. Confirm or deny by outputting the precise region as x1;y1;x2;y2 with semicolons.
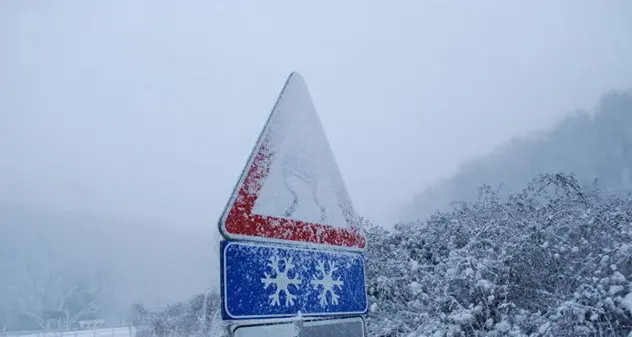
218;72;365;251
220;240;367;320
231;316;365;337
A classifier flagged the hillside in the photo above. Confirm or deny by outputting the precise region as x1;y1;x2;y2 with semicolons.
400;90;632;223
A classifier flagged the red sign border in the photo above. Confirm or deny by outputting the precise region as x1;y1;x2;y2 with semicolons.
218;73;366;251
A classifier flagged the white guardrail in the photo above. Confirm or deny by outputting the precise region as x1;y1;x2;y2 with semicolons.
2;326;138;337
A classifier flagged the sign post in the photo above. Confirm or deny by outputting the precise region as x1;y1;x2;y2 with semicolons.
218;72;367;336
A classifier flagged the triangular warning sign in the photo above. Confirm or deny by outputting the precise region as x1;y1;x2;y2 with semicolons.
219;72;365;250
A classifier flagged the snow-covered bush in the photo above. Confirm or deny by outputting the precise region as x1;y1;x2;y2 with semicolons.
366;173;632;336
136;293;226;337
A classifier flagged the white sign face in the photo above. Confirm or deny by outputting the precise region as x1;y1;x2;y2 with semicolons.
219;72;365;250
251;76;349;228
232;316;365;337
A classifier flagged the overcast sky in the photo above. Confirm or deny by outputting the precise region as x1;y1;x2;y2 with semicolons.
2;0;632;232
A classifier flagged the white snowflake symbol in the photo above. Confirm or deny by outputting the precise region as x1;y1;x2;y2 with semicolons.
261;256;302;307
310;260;344;306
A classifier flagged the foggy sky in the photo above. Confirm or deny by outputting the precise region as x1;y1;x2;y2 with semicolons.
2;0;632;231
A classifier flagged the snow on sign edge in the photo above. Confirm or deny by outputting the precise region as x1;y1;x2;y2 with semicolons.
217;72;366;250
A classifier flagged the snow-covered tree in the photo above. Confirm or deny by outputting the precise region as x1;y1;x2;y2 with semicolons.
13;266;108;330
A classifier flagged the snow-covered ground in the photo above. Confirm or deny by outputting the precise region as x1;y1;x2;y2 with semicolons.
4;327;137;337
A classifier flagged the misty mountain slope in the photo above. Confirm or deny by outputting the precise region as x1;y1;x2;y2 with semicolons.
366;173;632;337
0;202;218;329
400;89;632;223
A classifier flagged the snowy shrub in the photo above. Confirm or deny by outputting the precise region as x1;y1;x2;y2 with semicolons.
136;293;226;337
366;173;632;337
135;173;632;336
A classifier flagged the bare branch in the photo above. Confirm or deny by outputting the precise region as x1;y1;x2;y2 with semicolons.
25;263;49;307
15;293;46;330
56;283;79;311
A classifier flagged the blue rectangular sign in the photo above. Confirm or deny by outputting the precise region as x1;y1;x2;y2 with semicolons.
220;240;367;320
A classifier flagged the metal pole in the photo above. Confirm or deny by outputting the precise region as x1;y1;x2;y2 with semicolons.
294;317;304;337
